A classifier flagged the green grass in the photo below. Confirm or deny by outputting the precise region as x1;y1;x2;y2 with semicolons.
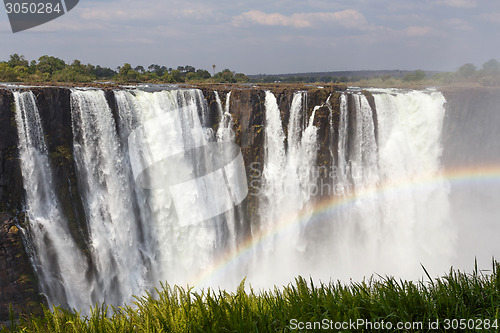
3;261;500;332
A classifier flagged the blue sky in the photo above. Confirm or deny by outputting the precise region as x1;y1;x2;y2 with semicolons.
1;0;499;74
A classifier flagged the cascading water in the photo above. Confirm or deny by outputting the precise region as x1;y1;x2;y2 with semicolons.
216;91;233;143
335;93;382;274
373;90;453;274
70;89;149;306
13;91;91;309
336;93;349;188
113;89;243;288
316;89;453;280
14;86;457;311
249;91;319;285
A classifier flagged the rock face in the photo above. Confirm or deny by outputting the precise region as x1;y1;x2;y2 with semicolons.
0;213;44;322
0;90;23;214
441;86;500;167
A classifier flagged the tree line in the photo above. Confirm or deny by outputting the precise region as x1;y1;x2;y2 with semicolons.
0;54;249;84
2;54;499;86
443;59;500;86
249;59;500;87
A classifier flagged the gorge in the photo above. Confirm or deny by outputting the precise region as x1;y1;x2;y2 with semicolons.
0;84;499;320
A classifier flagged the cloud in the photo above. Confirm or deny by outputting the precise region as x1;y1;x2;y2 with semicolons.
437;0;477;8
79;0;216;23
232;10;310;28
404;26;432;37
445;18;473;31
483;13;500;24
79;1;163;21
81;8;152;21
232;9;368;29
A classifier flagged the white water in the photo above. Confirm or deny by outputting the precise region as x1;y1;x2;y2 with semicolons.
113;89;245;289
243;89;453;285
317;90;454;280
70;89;147;306
249;91;319;286
337;93;349;187
16;87;455;310
14;92;91;309
372;91;453;275
216;91;233;143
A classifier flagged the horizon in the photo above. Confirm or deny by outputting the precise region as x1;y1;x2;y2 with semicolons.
247;69;444;77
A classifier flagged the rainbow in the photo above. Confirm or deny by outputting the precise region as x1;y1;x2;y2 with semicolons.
188;164;500;287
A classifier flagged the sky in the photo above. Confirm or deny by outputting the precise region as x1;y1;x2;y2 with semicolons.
0;0;499;75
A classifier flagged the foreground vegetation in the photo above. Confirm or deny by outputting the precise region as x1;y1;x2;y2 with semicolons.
2;261;499;332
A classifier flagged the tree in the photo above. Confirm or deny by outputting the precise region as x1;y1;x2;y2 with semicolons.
162;73;176;83
119;63;133;75
403;70;425;82
482;59;500;73
185;69;212;81
214;69;237;83
184;65;196;74
37;55;65;75
0;63;18;81
477;59;500;86
118;63;140;82
94;65;117;79
7;54;29;68
28;60;37;74
51;59;96;82
195;69;211;80
135;65;145;73
234;73;249;83
170;69;184;82
148;64;168;76
414;70;426;81
148;64;160;74
457;63;476;79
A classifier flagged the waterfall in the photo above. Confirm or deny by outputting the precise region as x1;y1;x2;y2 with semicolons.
215;91;239;258
13;86;456;310
252;91;319;285
373;90;453;274
323;89;453;279
70;89;147;306
257;91;287;238
250;89;452;283
216;92;233;143
13;91;91;309
113;89;244;288
337;93;349;188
